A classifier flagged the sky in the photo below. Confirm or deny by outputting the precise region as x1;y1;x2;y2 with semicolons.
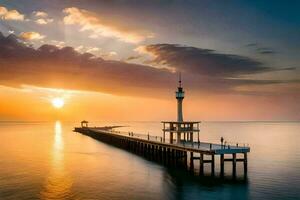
0;0;299;121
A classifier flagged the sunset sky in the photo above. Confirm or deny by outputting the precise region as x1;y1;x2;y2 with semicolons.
0;0;299;121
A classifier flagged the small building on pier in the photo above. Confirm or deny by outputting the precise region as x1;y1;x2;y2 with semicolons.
81;120;89;128
162;121;200;144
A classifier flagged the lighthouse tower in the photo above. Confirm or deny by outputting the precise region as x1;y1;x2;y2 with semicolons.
176;73;184;122
162;73;200;144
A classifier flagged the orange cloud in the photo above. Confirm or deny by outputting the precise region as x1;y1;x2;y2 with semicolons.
0;7;7;15
0;6;24;21
63;7;154;43
19;32;46;40
35;18;53;25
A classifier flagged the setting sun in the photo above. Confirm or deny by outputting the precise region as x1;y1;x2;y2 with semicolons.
52;98;64;109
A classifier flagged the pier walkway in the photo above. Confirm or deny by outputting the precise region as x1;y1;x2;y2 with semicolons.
74;126;250;178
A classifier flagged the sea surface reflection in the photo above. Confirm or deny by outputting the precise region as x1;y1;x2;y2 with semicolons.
0;121;299;200
40;121;74;199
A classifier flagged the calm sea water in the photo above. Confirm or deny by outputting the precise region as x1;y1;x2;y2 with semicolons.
0;121;299;200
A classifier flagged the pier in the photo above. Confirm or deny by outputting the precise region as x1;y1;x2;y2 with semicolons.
74;74;250;178
74;126;250;178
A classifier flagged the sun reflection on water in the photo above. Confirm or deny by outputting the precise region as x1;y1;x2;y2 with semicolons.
54;121;63;152
40;121;74;200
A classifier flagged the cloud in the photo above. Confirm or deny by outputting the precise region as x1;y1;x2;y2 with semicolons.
32;11;53;25
50;40;66;48
0;33;298;98
86;47;100;53
0;33;173;96
0;7;7;15
19;32;46;40
75;45;100;53
35;18;53;25
63;7;154;43
256;47;276;55
138;44;291;77
75;45;117;58
245;43;276;55
0;6;24;21
33;11;48;18
126;55;142;61
109;51;117;56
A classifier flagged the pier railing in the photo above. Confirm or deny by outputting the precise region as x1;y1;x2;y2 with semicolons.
112;130;163;142
101;128;250;152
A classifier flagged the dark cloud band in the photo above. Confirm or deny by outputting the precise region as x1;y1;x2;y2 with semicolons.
142;44;290;77
0;33;298;97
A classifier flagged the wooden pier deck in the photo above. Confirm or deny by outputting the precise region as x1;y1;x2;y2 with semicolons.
74;126;250;178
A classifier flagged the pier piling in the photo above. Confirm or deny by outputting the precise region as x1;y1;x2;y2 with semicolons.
233;153;237;178
211;154;215;176
220;154;224;177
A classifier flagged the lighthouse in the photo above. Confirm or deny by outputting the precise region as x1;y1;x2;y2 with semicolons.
162;73;200;144
176;73;184;122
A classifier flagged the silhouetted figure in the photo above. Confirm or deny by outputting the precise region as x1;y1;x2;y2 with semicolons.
221;137;224;148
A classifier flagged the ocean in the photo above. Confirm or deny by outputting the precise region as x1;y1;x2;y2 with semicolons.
0;121;299;200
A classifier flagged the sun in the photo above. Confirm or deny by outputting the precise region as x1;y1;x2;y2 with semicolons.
52;97;65;109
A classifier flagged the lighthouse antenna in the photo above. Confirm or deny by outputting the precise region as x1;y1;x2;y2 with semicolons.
179;72;182;87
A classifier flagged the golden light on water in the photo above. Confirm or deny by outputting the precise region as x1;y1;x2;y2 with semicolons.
40;121;73;199
52;98;65;109
54;121;64;150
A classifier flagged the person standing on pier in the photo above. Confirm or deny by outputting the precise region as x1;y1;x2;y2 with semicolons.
221;137;224;148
